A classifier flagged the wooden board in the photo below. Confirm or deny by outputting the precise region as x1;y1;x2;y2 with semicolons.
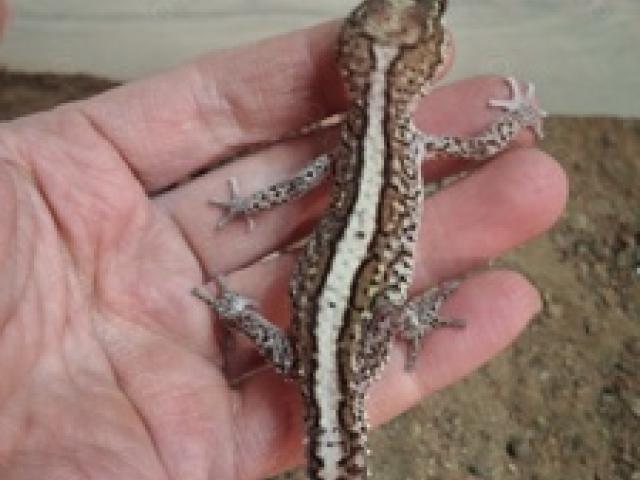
0;0;638;116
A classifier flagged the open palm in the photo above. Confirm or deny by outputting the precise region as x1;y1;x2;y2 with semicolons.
0;23;566;480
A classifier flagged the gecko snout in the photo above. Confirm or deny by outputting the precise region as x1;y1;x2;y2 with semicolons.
357;0;447;47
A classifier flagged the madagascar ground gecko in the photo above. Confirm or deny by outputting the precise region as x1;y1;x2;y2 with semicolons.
193;1;545;478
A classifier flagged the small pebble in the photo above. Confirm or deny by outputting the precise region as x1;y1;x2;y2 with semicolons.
548;302;565;319
570;213;590;231
466;464;483;477
622;392;640;419
592;240;611;260
506;436;533;460
601;131;614;149
598;389;620;415
574;240;592;257
570;433;585;452
625;337;640;356
551;230;571;251
600;288;618;307
535;416;548;428
617;247;636;269
593;263;610;283
584;316;602;335
577;261;591;283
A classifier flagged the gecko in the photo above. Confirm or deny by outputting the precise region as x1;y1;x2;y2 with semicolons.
192;1;546;479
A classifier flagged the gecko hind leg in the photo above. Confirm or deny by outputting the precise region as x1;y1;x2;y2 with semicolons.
356;281;465;386
210;152;333;231
396;281;465;370
192;276;296;377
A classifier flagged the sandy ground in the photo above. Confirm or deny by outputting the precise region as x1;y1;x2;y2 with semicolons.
0;69;638;480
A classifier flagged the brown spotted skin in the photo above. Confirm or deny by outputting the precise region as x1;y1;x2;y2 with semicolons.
194;0;544;480
193;1;546;478
289;1;450;479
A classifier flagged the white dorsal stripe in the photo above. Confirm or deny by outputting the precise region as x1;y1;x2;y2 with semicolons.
314;44;398;479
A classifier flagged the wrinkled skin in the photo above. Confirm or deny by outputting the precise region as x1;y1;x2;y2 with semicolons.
0;4;567;479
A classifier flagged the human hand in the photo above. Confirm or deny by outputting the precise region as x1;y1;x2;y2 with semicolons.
0;23;566;480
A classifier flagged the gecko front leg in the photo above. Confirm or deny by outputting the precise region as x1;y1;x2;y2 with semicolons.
394;78;546;370
192;276;296;377
211;151;335;230
411;77;547;163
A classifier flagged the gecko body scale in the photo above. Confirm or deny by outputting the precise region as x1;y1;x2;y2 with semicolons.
193;1;546;479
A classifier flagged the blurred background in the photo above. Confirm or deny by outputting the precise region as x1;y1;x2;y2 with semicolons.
0;2;638;480
0;0;639;115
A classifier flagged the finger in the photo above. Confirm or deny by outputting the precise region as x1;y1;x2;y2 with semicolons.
158;75;538;274
417;75;537;140
79;22;342;193
232;270;541;479
369;271;539;422
77;22;455;193
157;130;334;274
416;75;539;180
194;148;566;375
416;148;567;285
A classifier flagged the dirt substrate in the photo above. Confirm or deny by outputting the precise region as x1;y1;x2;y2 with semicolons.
1;69;638;480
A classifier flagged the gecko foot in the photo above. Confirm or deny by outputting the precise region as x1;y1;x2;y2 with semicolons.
192;275;257;320
208;178;256;231
193;276;296;377
398;280;466;370
489;76;548;139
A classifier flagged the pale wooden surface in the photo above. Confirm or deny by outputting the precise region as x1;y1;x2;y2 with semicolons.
0;0;638;116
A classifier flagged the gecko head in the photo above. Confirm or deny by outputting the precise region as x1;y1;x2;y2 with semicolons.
338;0;450;102
348;0;448;47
